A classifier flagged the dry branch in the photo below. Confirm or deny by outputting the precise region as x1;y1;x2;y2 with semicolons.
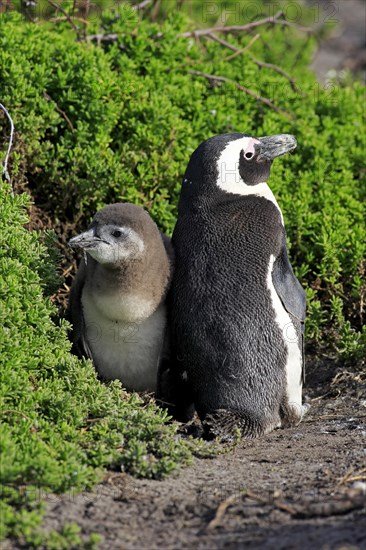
251;58;302;93
206;32;238;52
337;468;366;487
46;0;79;32
181;11;313;38
0;102;14;196
204;489;297;532
87;9;313;44
205;492;239;531
50;15;89;25
133;0;153;10
187;70;292;119
181;11;283;37
206;31;301;94
43;93;74;132
223;34;260;60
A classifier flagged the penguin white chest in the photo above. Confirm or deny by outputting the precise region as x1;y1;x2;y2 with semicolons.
81;289;166;392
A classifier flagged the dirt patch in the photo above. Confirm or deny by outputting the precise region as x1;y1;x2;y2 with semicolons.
11;364;363;550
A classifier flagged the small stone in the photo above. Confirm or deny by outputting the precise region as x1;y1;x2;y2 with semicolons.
351;481;366;495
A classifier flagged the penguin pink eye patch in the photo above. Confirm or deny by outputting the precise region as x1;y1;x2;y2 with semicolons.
243;138;261;160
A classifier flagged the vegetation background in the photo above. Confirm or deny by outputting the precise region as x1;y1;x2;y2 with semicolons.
0;0;365;547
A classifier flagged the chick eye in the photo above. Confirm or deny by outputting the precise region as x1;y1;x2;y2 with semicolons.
112;230;122;238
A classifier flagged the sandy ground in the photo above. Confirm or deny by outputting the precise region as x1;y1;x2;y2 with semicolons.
38;363;366;549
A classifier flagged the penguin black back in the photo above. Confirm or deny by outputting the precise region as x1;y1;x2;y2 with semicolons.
159;133;306;439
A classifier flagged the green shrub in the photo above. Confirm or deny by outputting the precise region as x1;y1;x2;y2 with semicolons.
1;4;364;363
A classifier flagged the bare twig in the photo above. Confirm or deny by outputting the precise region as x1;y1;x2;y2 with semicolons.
181;11;313;38
0;102;14;196
150;0;161;21
207;32;301;94
337;468;366;487
310;391;335;401
251;58;302;93
46;0;79;32
74;0;90;19
205;492;239;531
87;8;313;47
224;34;260;60
207;33;300;93
293;492;366;519
49;15;89;25
187;70;292;119
43;93;74;132
205;485;366;530
181;11;283;37
276;18;314;34
205;489;297;532
317;414;351;419
207;32;238;52
331;370;365;386
133;0;153;10
244;489;297;515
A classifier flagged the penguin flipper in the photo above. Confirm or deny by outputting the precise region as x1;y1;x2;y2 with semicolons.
272;240;306;382
160;233;175;274
272;242;306;322
68;259;93;360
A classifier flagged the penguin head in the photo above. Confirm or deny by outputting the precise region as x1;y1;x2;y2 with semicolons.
183;133;296;198
69;203;151;266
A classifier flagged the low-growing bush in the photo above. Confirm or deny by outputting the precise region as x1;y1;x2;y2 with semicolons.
1;4;364;360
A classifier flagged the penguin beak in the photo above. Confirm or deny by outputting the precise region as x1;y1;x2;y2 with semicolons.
68;229;100;250
256;134;297;161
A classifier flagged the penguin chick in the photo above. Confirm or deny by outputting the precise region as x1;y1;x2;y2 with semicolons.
68;203;173;392
158;133;307;439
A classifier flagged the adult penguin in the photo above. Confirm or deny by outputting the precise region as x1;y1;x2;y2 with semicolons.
157;133;307;439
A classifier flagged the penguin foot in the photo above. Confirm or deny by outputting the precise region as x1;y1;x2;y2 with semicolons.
280;401;310;427
202;409;268;441
177;415;204;438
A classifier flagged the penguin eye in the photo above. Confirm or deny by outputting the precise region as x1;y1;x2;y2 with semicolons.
112;230;122;238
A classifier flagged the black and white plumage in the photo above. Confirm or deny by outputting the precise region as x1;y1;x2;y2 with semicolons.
158;133;307;439
68;203;173;392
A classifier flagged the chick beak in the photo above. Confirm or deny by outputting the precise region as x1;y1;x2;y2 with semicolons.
68;229;98;250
